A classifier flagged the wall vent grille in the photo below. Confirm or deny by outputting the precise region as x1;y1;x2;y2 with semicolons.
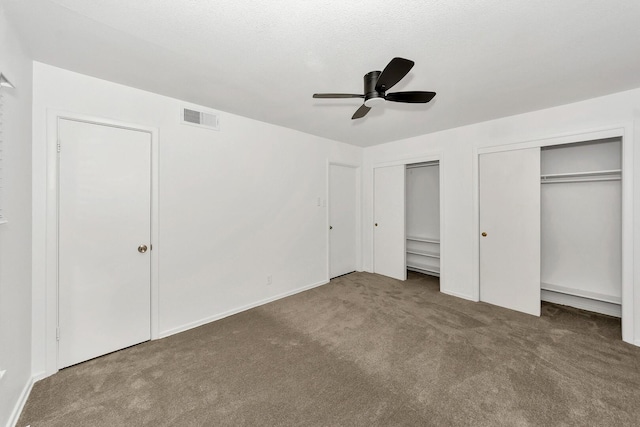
180;106;220;131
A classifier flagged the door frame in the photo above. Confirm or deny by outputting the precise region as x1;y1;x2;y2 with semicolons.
42;111;159;377
472;123;634;344
326;161;362;280
371;152;444;286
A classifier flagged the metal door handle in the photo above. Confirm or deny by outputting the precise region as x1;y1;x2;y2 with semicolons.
375;223;378;227
481;232;487;237
329;226;333;230
138;244;148;253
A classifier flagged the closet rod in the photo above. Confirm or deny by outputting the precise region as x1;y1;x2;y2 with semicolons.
540;169;621;180
406;161;438;169
541;176;621;184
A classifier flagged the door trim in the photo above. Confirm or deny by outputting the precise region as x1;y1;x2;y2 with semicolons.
42;111;159;377
326;161;362;281
472;123;634;344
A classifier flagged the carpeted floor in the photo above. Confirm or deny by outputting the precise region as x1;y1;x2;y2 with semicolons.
18;272;640;426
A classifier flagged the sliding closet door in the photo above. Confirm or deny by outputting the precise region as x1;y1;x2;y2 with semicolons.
479;148;540;316
374;165;406;280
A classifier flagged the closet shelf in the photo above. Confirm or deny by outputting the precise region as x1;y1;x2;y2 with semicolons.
407;260;440;273
541;282;621;305
541;169;621;184
407;265;440;276
406;236;440;244
406;249;440;259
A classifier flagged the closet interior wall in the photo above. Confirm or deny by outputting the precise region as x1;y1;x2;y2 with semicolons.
540;138;622;317
406;162;440;277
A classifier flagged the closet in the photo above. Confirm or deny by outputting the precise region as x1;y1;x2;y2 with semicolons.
540;138;622;317
479;137;623;319
405;162;440;278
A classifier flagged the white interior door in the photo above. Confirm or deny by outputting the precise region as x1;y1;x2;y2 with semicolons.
479;148;540;316
374;165;406;280
58;119;151;368
329;165;357;278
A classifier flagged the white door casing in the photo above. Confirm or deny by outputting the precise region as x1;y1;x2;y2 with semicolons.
58;119;152;368
373;165;406;280
479;147;541;316
329;165;357;278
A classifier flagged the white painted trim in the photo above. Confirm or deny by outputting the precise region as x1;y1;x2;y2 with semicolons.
325;160;330;282
6;376;34;427
620;123;634;344
371;151;444;289
440;289;475;301
31;371;47;382
327;161;362;280
159;279;329;338
473;123;635;345
471;145;480;302
41;110;160;378
476;125;627;154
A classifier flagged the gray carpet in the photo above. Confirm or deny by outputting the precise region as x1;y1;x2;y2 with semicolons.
18;272;640;426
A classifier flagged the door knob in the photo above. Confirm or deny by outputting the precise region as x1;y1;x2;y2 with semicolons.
329;226;333;230
481;232;487;237
138;244;148;253
375;223;378;227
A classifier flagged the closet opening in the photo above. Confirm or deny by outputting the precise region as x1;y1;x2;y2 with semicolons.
405;161;440;289
540;137;622;327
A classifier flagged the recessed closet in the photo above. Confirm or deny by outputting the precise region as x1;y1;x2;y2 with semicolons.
540;138;622;317
479;136;623;320
405;162;440;280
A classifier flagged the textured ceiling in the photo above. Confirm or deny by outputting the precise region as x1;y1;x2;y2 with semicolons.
4;0;640;147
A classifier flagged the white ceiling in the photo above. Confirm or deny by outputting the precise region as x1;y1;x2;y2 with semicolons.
4;0;640;147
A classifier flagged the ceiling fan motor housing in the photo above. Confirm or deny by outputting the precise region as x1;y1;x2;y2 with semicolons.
364;71;386;107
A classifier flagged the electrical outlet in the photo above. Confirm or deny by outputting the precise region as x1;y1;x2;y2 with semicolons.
267;275;272;286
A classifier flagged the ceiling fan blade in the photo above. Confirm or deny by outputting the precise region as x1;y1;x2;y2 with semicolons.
313;93;364;99
385;91;436;103
351;104;371;119
375;57;415;92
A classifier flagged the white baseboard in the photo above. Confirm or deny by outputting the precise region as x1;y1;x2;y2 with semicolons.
31;371;47;382
159;279;329;339
541;289;621;318
440;288;475;301
6;376;34;427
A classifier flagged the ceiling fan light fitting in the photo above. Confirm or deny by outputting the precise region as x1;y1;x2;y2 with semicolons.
364;97;385;108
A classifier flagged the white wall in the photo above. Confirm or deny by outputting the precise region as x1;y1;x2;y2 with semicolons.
31;63;362;377
363;88;640;344
406;165;440;239
0;4;33;426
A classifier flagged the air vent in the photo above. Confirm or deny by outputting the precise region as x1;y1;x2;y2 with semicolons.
180;105;220;131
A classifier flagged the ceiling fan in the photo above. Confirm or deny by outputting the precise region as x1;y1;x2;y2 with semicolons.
313;57;436;120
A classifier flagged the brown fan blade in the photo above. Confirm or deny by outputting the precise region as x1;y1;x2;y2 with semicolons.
375;57;414;92
313;93;364;98
385;91;436;103
351;104;371;119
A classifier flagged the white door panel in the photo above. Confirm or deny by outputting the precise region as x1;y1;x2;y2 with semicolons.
479;148;540;316
374;165;406;280
329;165;357;278
58;119;151;368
